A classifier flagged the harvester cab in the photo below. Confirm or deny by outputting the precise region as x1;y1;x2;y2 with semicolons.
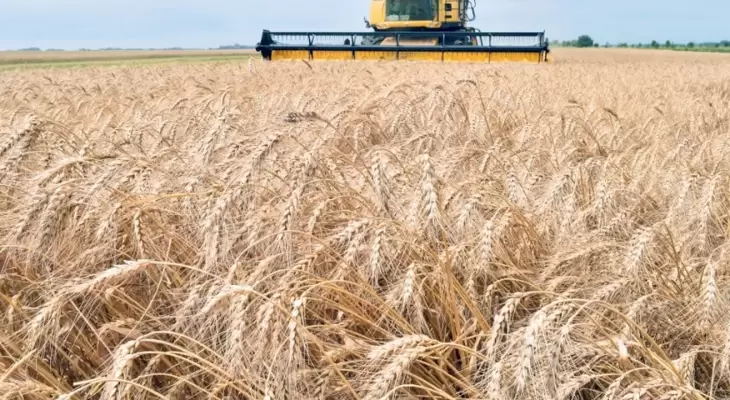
255;0;549;63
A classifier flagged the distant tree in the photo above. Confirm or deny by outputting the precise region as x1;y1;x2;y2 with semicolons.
650;40;659;48
687;42;695;48
576;35;594;47
604;42;611;48
722;40;730;47
665;40;672;48
617;43;629;48
218;43;253;50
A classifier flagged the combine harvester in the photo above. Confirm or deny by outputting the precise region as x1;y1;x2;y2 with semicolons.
255;0;550;63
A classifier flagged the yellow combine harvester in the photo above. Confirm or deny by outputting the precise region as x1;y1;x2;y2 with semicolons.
255;0;550;63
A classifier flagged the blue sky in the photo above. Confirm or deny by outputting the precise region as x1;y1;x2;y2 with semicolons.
0;0;726;50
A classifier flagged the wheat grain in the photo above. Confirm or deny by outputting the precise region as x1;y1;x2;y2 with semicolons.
701;260;717;329
368;335;438;360
624;226;653;274
200;284;253;316
69;259;154;294
100;339;139;400
287;296;305;365
486;294;522;363
672;351;696;386
516;308;547;392
363;346;430;400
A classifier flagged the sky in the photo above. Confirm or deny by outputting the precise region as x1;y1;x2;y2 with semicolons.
0;0;727;50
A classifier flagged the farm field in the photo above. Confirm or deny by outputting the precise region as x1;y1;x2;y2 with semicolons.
1;48;730;399
0;49;255;68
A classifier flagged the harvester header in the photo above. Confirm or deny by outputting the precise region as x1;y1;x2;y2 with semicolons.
256;30;550;63
255;0;550;63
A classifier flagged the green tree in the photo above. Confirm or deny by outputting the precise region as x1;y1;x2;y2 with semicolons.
665;40;672;48
576;35;594;48
687;42;695;48
650;40;659;48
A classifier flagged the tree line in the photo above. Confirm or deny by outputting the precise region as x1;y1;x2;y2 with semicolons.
553;35;730;51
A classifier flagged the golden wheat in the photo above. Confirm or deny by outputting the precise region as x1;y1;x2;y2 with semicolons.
1;49;730;399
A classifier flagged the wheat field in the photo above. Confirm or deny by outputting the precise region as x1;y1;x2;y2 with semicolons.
1;49;730;400
0;49;255;67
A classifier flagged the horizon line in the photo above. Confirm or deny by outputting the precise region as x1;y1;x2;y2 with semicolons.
4;37;730;52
